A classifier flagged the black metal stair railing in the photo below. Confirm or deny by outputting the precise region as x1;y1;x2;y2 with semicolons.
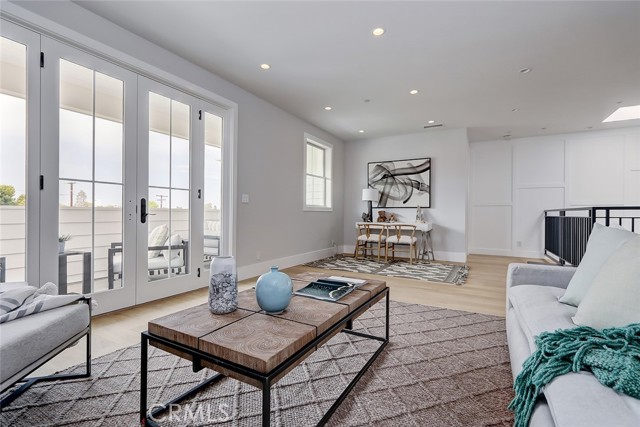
544;206;640;266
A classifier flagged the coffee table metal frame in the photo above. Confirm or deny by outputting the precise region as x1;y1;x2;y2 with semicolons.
140;287;389;427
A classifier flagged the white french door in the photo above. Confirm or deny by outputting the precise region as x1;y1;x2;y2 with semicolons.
0;21;41;286
41;38;137;313
136;77;228;304
2;20;233;313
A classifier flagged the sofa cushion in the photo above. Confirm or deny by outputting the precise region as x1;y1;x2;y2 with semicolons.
508;285;576;351
0;303;89;387
559;223;637;306
573;236;640;329
544;372;640;427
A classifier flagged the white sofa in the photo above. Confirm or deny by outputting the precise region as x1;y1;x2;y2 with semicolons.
506;263;640;427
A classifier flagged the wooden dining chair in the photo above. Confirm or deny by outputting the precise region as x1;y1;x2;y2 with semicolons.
385;224;418;264
355;223;387;262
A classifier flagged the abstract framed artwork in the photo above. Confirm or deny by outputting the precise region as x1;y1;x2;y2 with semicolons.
367;157;431;208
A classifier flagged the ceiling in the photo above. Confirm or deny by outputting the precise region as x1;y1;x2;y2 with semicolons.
71;1;640;142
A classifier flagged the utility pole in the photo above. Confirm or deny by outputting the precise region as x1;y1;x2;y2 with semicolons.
156;194;168;209
68;182;76;207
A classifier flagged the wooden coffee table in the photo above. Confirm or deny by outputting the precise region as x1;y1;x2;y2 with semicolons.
140;273;388;426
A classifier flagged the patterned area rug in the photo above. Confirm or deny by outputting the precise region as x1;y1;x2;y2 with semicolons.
305;256;470;285
0;301;514;427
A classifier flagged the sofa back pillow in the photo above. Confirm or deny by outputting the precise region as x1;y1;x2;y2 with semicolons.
559;223;637;306
148;224;169;259
572;236;640;329
162;234;182;260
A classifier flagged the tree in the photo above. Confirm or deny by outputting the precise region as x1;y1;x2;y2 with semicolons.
0;185;16;205
15;194;26;206
148;200;159;208
75;190;91;207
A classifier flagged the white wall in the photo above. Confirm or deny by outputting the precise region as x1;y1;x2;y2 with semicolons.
469;127;640;258
343;129;470;262
4;1;345;279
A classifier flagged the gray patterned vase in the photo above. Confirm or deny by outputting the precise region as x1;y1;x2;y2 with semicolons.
208;256;238;314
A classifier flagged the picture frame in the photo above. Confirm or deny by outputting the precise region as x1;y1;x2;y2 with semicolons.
367;157;431;208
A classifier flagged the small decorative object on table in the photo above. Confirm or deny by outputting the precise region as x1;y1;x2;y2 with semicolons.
208;256;238;314
255;266;293;314
376;210;387;222
58;234;72;254
416;205;425;223
388;213;397;222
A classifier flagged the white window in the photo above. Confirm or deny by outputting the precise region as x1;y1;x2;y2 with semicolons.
304;133;332;211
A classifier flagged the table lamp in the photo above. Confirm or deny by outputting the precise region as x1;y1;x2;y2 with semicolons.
362;188;378;222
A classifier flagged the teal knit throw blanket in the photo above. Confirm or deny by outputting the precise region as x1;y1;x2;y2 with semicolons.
509;323;640;427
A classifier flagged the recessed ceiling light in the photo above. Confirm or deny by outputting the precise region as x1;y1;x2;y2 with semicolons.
260;63;271;70
541;127;547;130
428;120;435;124
603;105;640;122
519;68;532;74
587;126;593;129
364;99;371;103
359;130;365;133
372;28;385;36
324;106;332;111
409;89;419;95
512;108;520;112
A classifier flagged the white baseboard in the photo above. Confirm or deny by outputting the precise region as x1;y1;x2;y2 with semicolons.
511;250;545;259
469;248;513;257
237;247;337;281
469;247;544;259
341;245;466;263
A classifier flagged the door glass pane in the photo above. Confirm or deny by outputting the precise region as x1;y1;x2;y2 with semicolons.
0;36;27;282
149;93;170;188
59;59;125;294
95;72;123;183
60;60;93;181
171;101;190;189
204;112;223;268
147;93;190;282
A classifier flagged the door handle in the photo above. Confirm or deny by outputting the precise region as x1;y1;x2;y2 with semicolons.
140;198;156;223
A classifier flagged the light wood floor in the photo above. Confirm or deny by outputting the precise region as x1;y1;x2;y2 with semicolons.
35;254;542;375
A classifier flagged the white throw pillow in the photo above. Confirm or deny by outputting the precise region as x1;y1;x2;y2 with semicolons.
559;223;637;306
148;224;169;258
573;236;640;329
162;234;182;260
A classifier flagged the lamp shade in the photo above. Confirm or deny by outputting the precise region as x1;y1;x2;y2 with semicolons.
362;188;378;202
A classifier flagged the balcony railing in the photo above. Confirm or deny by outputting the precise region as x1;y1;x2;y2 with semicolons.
544;206;640;266
0;206;220;293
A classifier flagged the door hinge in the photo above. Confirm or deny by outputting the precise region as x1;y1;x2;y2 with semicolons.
197;268;201;278
197;189;202;199
39;175;44;190
40;52;44;68
198;110;202;120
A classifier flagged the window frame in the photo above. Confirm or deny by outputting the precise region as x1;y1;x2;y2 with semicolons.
303;133;333;211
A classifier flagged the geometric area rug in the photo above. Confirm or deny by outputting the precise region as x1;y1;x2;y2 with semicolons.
0;301;514;426
305;255;470;285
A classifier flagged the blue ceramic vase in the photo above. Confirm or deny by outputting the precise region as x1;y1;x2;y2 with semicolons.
255;266;293;314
